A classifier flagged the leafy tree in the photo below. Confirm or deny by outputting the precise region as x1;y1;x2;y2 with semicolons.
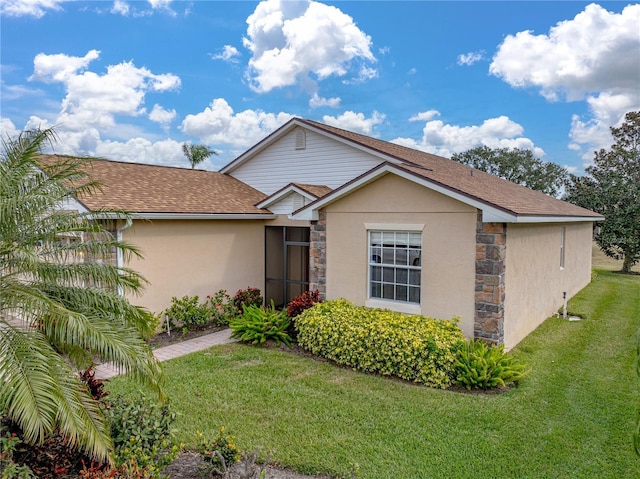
182;143;217;169
564;111;640;274
0;129;163;461
451;146;568;196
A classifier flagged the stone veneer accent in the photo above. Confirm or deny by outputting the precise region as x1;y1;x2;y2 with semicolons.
309;210;327;300
475;211;506;345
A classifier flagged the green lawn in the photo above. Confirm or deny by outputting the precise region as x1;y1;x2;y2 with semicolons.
109;266;640;478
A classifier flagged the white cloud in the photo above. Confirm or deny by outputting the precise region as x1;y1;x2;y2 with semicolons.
181;98;293;148
392;115;545;158
243;0;376;93
111;0;129;16
149;104;176;126
457;51;484;66
95;137;187;167
1;0;66;17
309;93;340;109
0;117;20;139
148;0;171;8
409;110;440;122
211;45;241;62
490;3;640;157
29;50;181;132
321;111;385;135
31;50;101;83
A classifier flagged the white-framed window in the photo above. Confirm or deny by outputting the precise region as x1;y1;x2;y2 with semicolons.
368;230;422;304
560;226;566;269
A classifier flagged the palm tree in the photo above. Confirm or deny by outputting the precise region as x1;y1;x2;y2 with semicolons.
0;129;163;461
181;142;217;169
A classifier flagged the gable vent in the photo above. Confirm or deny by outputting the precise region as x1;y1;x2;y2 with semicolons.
295;129;306;150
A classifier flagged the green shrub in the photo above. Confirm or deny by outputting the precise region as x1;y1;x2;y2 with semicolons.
163;290;236;332
295;299;465;388
232;287;264;315
204;289;237;325
454;339;528;390
230;301;292;347
195;427;240;472
0;430;36;479
163;295;210;331
105;395;181;477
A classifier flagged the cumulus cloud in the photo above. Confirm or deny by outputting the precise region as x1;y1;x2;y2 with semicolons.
31;50;101;83
309;93;340;109
211;45;241;62
321;111;385;135
181;98;293;148
149;104;176;126
243;0;376;93
1;0;66;17
95;137;187;167
29;50;181;132
0;117;20;139
490;3;640;157
457;50;484;66
392;114;545;158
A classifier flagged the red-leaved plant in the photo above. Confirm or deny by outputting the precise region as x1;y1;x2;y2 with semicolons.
286;290;321;318
232;287;263;315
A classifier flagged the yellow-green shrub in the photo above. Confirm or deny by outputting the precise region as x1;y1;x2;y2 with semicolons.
295;299;465;388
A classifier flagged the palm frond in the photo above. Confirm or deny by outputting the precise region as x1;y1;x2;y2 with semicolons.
1;127;164;459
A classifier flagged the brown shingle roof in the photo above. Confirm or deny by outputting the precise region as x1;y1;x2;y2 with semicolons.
40;155;270;215
291;183;333;198
298;119;601;218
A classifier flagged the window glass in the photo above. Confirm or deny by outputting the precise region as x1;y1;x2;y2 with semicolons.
368;230;422;304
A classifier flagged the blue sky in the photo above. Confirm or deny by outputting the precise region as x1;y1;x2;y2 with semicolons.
1;1;639;173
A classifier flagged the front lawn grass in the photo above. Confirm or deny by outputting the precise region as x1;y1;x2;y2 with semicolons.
109;269;640;478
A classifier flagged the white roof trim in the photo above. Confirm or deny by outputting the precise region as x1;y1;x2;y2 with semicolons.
256;184;319;209
91;212;276;221
291;164;602;224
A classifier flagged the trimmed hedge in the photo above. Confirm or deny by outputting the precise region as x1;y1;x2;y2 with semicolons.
295;299;466;388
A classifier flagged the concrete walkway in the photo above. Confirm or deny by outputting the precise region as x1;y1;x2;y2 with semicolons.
95;328;237;379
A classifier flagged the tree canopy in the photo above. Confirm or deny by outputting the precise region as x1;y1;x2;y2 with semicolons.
451;146;568;196
564;111;640;273
0;129;163;460
182;143;217;169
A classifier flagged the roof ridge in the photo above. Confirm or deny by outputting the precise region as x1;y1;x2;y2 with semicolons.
40;154;215;173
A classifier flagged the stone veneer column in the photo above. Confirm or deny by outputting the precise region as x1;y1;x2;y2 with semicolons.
475;211;506;345
309;210;327;300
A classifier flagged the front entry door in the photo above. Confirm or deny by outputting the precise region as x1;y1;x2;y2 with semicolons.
265;226;310;308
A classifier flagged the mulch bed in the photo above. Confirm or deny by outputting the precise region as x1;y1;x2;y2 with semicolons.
148;324;228;348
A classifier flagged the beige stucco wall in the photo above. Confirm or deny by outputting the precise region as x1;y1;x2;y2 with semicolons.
122;219;265;314
504;222;593;349
324;173;478;338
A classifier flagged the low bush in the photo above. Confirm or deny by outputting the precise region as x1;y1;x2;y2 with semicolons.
204;289;237;325
0;429;36;479
232;287;263;315
230;301;292;347
163;295;211;331
454;339;528;390
195;426;240;472
286;289;321;318
105;395;181;477
286;290;321;340
296;299;465;388
163;289;237;332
